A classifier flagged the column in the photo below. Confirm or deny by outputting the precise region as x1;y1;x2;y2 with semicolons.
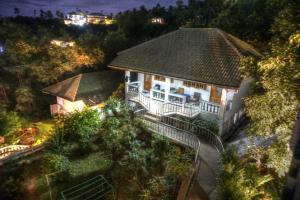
125;71;130;93
165;77;171;103
219;88;227;135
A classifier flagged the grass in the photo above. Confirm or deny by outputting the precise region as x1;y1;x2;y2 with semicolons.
69;151;112;178
0;150;112;200
31;119;55;146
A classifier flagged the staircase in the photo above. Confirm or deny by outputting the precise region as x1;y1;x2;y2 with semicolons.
131;100;223;200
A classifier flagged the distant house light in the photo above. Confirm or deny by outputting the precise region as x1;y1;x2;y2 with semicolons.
51;40;75;48
0;45;4;54
151;17;165;24
64;12;87;26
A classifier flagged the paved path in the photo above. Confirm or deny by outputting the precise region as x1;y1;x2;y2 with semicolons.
195;143;220;200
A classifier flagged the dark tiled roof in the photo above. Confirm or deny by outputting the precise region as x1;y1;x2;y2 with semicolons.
109;28;260;88
42;71;123;103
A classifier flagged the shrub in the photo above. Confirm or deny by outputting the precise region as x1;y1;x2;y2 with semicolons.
0;110;22;137
0;176;24;200
217;148;274;200
42;153;71;174
110;84;125;100
56;108;101;148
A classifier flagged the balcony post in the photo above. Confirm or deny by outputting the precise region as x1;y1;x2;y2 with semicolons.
219;88;227;135
125;71;130;93
165;77;171;103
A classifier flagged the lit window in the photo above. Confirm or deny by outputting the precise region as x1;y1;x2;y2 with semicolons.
154;75;165;82
183;81;207;90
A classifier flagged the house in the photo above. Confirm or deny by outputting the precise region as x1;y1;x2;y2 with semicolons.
151;17;165;24
87;13;116;25
64;12;87;26
64;12;115;26
109;28;260;135
42;71;123;115
86;13;104;24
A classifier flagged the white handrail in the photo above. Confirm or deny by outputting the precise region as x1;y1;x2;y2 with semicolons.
0;145;30;159
141;118;201;162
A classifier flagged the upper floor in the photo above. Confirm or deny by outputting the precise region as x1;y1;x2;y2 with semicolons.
125;70;240;117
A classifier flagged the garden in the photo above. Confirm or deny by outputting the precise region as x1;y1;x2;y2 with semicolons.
0;109;55;147
0;99;194;200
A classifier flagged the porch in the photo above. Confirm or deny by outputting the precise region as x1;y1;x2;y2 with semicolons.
126;81;221;117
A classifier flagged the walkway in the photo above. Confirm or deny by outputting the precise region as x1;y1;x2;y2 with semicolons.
142;117;221;200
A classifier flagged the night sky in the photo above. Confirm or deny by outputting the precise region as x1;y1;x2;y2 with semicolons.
0;0;187;17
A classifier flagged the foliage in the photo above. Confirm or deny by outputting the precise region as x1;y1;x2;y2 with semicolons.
165;147;193;179
217;148;276;200
192;115;219;135
68;152;112;178
100;100;193;198
32;120;55;146
211;0;289;42
56;108;101;148
170;114;219;135
110;84;125;100
14;86;37;116
141;176;171;200
103;31;134;62
242;4;300;176
0;176;24;200
0;110;22;137
42;153;71;174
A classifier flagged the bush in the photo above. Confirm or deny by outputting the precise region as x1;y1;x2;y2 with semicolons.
0;110;22;137
56;108;101;148
110;84;125;100
42;153;71;174
142;176;171;200
0;176;24;200
217;148;275;200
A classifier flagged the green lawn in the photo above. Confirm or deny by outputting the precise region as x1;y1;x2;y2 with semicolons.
1;150;112;200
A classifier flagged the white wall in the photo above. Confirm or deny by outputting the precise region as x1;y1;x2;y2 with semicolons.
57;97;86;113
134;72;211;101
220;77;253;135
138;73;144;90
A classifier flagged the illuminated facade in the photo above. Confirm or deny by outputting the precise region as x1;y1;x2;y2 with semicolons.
151;17;165;24
109;28;261;135
42;71;123;115
64;12;115;26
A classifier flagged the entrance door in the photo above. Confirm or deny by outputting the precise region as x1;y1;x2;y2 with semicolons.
144;74;152;91
210;85;221;104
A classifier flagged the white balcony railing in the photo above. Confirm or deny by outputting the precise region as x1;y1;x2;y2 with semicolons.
151;89;165;101
127;81;139;93
126;82;221;116
168;93;185;103
199;100;220;114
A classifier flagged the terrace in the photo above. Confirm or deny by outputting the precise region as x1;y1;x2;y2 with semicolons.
126;77;221;117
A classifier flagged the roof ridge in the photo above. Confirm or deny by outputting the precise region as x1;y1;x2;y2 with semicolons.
216;28;243;57
73;74;83;100
117;29;180;55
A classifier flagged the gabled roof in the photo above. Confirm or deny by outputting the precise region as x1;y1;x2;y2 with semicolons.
42;71;123;103
109;28;260;88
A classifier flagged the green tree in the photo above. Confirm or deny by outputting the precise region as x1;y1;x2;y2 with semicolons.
57;108;101;148
217;149;275;200
0;110;22;137
15;86;36;116
242;4;300;176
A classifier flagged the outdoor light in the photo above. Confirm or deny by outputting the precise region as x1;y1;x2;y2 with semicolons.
0;46;4;53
